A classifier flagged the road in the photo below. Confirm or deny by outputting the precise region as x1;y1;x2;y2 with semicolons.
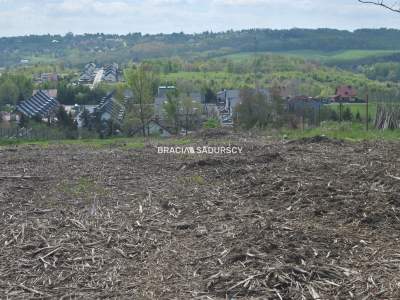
91;69;104;90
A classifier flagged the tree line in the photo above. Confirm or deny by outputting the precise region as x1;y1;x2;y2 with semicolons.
3;28;400;67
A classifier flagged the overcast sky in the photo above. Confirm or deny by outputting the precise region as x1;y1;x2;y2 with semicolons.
0;0;399;37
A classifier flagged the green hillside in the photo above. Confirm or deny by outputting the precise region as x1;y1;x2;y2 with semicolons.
221;50;400;64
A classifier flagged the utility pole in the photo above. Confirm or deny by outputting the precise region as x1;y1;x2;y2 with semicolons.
253;31;259;91
318;102;321;127
366;93;369;131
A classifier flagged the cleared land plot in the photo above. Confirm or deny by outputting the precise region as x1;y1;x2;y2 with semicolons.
0;135;400;299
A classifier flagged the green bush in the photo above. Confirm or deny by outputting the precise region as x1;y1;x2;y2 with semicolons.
203;118;220;129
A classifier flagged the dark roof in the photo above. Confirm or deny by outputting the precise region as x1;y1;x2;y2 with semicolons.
79;63;97;83
97;92;125;122
158;86;176;98
16;90;59;118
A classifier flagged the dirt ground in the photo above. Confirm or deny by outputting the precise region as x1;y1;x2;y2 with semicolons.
0;135;400;299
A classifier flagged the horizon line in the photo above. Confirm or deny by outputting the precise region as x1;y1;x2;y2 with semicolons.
1;26;400;39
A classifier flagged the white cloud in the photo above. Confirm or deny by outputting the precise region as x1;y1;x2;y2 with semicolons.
0;0;399;36
47;0;136;15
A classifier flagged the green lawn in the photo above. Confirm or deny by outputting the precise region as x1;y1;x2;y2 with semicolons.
327;103;378;119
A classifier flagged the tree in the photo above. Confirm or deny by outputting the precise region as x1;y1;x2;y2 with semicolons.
0;79;19;107
358;1;400;13
181;96;202;135
56;106;76;130
270;82;286;126
163;91;181;133
203;117;220;129
80;108;91;129
124;64;157;137
13;75;33;101
204;87;217;103
235;89;272;129
122;111;141;136
342;107;353;121
355;111;362;122
19;114;29;128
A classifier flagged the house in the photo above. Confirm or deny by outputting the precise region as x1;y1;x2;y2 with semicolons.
123;89;134;101
217;90;239;115
102;63;119;82
96;92;125;124
217;89;270;116
79;73;95;85
75;105;98;128
333;85;357;102
154;87;205;119
33;89;58;99
154;96;168;118
35;73;59;84
189;92;205;104
158;86;176;98
154;86;176;118
79;63;97;84
216;88;271;126
0;112;11;122
16;90;60;119
131;119;173;137
287;96;323;112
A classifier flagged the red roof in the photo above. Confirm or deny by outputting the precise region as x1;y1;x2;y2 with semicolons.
335;85;357;98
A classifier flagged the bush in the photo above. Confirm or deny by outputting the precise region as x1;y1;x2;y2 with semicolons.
203;118;220;129
342;107;353;121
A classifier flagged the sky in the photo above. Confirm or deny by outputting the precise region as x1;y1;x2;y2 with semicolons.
0;0;399;37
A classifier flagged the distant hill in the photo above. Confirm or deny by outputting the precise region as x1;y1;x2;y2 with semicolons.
2;28;400;67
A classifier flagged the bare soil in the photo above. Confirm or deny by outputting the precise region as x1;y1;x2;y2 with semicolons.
0;137;400;299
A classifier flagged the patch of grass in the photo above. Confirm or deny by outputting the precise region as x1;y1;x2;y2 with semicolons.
326;103;378;119
161;71;233;81
0;136;197;149
284;49;400;61
179;175;206;186
59;177;99;197
0;137;147;148
219;49;400;64
280;122;400;141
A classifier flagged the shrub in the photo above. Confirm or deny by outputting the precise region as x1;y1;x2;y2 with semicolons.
203;118;220;129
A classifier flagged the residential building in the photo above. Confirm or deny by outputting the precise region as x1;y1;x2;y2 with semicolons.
96;92;125;124
154;86;176;118
333;85;357;102
79;63;97;84
16;90;60;119
158;86;176;98
131;119;173;137
34;73;59;84
217;88;270;117
33;89;58;99
102;63;119;82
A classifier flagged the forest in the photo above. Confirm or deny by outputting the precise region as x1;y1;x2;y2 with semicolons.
2;28;400;68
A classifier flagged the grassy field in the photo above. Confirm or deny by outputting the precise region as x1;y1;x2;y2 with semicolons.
220;49;400;64
327;103;378;119
0;136;198;148
1;124;400;149
160;71;251;89
280;122;400;141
